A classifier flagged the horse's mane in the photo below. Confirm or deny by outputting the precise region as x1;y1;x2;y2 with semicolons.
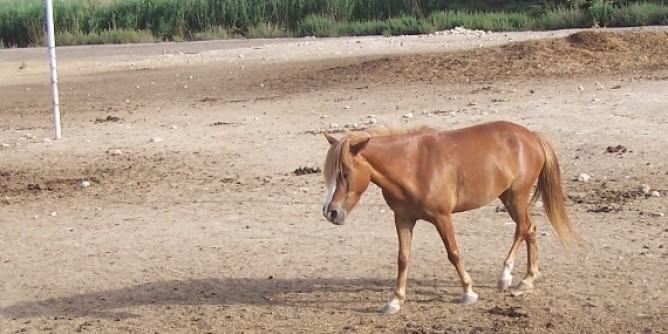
323;125;430;182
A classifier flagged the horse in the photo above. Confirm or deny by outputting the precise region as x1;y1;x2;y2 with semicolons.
321;120;583;315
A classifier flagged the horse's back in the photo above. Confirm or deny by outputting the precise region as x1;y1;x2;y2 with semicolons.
428;121;545;212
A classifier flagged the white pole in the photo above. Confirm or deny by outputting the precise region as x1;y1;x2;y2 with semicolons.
45;0;62;139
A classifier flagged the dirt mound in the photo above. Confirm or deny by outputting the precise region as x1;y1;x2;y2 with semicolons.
269;31;668;91
566;31;629;52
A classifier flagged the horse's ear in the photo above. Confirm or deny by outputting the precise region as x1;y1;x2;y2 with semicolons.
323;132;338;145
349;137;370;156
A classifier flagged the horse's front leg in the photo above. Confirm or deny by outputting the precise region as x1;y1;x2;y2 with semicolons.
380;215;416;315
434;213;478;305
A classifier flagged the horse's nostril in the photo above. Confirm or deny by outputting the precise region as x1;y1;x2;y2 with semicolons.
329;210;338;219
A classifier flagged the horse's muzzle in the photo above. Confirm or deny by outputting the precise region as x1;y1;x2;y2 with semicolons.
324;208;346;225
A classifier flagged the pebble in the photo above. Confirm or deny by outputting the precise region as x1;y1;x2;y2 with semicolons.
150;137;163;143
650;191;661;197
0;143;9;149
108;149;122;156
48;211;57;217
577;173;591;183
644;211;664;218
578;85;584;91
79;180;91;188
402;111;413;118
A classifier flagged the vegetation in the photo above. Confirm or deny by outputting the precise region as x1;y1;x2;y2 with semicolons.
0;0;667;47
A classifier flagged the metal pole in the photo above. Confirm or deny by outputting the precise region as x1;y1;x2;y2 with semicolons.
45;0;62;139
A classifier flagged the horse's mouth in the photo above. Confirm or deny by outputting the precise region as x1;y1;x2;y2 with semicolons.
327;212;347;225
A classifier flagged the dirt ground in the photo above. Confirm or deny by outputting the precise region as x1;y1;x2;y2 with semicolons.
1;26;668;333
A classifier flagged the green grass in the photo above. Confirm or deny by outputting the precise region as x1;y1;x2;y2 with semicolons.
55;28;156;46
1;0;667;47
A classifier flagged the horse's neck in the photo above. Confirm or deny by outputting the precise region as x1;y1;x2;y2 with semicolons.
362;136;414;195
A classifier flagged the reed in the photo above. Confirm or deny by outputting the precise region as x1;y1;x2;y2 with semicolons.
1;0;667;47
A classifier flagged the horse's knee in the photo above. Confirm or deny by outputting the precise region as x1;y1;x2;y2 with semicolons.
398;253;410;268
447;251;460;265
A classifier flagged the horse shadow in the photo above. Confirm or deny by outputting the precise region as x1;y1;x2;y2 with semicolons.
0;277;458;320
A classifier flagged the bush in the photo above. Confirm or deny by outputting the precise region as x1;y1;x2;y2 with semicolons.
298;15;339;37
55;29;156;46
534;8;591;30
589;0;615;26
611;2;668;26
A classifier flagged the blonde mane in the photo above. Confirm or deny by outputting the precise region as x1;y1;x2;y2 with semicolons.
323;125;430;182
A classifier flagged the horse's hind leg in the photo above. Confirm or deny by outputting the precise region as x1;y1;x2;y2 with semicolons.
498;190;539;293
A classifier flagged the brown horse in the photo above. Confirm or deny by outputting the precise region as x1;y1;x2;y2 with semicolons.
321;121;582;315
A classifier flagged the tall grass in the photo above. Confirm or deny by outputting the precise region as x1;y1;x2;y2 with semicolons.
1;0;667;47
610;2;668;26
533;8;591;30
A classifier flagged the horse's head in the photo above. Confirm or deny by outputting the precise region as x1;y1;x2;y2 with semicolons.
321;132;371;225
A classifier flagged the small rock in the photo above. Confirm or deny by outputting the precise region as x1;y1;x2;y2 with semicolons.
468;101;477;106
79;180;91;188
330;123;339;129
0;143;9;149
578;85;584;91
611;84;622;89
43;138;52;144
343;105;350;110
368;118;377;124
48;211;57;217
650;191;661;197
643;211;664;218
108;149;122;156
169;125;178;130
577;173;591;183
402;111;413;118
150;137;163;144
639;184;651;194
592;98;601;103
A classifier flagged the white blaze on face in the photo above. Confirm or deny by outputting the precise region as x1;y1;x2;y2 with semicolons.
322;178;337;217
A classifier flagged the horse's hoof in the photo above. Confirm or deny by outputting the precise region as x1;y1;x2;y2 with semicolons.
460;292;478;305
380;300;401;315
510;281;533;296
497;278;512;291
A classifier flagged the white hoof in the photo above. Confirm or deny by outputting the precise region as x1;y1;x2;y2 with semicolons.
460;292;478;305
380;300;401;315
510;281;534;296
497;278;512;291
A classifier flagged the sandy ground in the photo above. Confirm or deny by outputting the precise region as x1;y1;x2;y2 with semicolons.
1;27;668;333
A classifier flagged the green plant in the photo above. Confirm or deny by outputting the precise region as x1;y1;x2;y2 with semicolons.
298;14;339;37
589;0;614;26
245;23;291;38
534;7;591;30
611;2;667;26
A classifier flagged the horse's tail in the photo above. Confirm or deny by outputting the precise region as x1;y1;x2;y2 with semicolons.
531;134;584;248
